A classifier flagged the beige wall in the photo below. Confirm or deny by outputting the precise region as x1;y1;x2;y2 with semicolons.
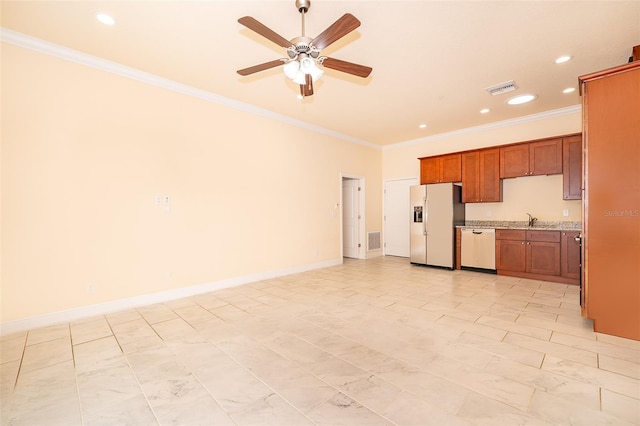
1;39;583;328
382;110;583;221
0;43;381;324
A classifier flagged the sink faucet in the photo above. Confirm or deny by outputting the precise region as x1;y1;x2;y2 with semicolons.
527;213;537;227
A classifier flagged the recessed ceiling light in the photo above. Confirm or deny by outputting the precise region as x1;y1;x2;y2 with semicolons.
480;108;490;114
555;55;572;64
96;13;115;25
419;124;427;129
563;87;576;94
506;94;537;105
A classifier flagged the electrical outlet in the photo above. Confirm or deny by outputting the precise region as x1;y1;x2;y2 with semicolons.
563;209;570;217
86;283;96;294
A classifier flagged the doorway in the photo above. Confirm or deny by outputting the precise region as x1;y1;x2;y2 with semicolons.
341;176;364;259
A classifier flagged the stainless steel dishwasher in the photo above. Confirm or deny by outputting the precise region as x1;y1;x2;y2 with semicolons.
461;228;496;270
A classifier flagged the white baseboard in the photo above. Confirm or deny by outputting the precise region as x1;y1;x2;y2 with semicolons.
0;258;343;337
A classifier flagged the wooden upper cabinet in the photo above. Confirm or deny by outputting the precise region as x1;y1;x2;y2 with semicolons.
563;134;582;200
530;138;563;175
500;138;563;178
479;149;502;202
420;157;439;184
500;144;530;178
420;154;461;184
461;151;479;202
461;149;502;203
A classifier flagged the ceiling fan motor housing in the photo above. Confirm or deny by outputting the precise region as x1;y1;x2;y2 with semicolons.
296;0;311;13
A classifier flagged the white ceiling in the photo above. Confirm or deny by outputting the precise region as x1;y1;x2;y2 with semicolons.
2;1;639;147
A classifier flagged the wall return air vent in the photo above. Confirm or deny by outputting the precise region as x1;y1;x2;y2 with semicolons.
367;231;381;251
485;80;518;96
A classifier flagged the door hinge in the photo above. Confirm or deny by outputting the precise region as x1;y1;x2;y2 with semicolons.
358;243;361;248
358;187;361;191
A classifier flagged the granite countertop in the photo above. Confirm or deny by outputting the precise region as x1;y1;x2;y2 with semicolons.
457;220;581;231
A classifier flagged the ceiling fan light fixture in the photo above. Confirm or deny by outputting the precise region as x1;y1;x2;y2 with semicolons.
292;70;307;85
300;57;323;81
237;1;370;96
283;60;300;79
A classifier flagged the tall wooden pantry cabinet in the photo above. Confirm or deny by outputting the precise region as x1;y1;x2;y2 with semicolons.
579;60;640;341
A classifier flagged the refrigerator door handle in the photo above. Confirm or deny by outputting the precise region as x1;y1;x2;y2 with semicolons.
423;197;428;235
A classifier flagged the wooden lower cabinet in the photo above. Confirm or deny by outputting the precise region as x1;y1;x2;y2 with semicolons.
560;231;581;281
495;230;526;271
496;229;576;284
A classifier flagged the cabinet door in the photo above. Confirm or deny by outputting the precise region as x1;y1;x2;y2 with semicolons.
561;231;581;281
440;154;462;182
461;151;479;202
529;138;563;176
479;149;502;202
500;144;529;178
563;135;582;200
496;238;526;271
526;241;560;275
420;157;440;184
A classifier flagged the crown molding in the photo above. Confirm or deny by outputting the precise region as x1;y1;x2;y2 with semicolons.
383;105;582;151
1;27;582;152
0;27;380;150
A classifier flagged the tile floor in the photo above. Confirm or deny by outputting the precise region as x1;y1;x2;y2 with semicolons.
1;256;639;425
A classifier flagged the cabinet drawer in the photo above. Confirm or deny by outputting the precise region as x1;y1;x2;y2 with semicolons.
495;229;525;240
526;230;560;242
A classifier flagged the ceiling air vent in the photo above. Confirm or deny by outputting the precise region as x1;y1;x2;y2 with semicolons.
486;80;518;96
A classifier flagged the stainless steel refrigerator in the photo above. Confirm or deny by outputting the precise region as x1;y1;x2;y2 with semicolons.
410;183;465;269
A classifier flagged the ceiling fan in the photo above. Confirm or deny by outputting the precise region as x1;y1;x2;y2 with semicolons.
237;0;372;97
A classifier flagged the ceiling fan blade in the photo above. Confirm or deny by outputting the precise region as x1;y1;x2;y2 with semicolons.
237;59;284;76
311;13;361;50
321;57;372;78
300;74;314;97
238;16;292;48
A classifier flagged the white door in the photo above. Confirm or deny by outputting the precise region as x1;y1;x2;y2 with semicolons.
342;178;360;258
384;178;417;257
